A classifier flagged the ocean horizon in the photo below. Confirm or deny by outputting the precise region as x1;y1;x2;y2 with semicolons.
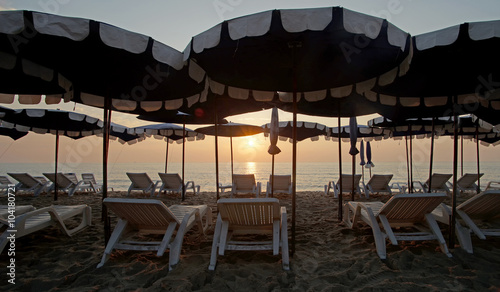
1;161;497;193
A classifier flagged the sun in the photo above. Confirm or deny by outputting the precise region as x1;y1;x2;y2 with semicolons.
246;137;256;147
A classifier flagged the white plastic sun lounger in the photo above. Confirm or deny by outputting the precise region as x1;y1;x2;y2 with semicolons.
97;198;212;270
0;205;36;226
344;192;451;259
209;198;290;271
126;172;158;197
362;174;394;197
325;174;362;198
0;204;92;254
231;174;261;198
413;173;452;195
43;172;85;196
8;173;50;196
432;190;500;254
157;173;200;195
266;175;292;196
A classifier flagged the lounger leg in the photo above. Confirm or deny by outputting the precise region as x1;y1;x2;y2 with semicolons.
457;210;486;240
97;219;129;268
365;209;387;259
280;207;290;271
425;214;452;257
379;215;398;245
219;221;230;256
209;214;223;271
273;220;280;255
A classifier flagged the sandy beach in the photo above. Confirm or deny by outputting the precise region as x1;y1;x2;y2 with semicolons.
1;190;500;291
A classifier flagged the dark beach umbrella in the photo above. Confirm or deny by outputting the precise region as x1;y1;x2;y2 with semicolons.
195;122;263;198
133;123;204;173
359;141;366;183
267;107;281;197
348;117;359;200
0;125;28;140
372;20;500;121
0;106;101;200
366;141;374;177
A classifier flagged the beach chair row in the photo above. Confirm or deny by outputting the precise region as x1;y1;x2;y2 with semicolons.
0;172;105;196
126;172;293;197
324;172;499;198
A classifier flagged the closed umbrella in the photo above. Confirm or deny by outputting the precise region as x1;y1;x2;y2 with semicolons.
348;117;359;200
268;107;281;197
359;141;366;183
366;141;375;178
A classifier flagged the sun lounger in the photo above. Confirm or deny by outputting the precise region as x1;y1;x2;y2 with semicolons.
324;174;362;198
43;172;85;196
0;176;13;195
8;173;50;196
0;205;35;226
157;173;200;195
362;174;394;197
485;181;500;191
413;173;452;195
266;175;292;196
231;174;261;198
432;190;500;254
126;172;158;196
209;198;289;270
97;198;212;270
448;173;484;194
344;192;451;259
0;204;92;254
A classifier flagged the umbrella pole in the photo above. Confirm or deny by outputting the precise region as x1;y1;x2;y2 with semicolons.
428;118;436;193
338;115;343;221
405;135;410;193
182;121;186;201
271;154;275;197
214;100;220;201
165;138;169;173
102;100;111;245
461;135;464;177
230;136;234;185
54;131;59;201
409;127;413;193
476;124;481;192
449;97;459;248
351;155;355;201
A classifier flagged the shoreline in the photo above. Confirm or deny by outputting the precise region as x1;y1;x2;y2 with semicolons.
1;191;500;291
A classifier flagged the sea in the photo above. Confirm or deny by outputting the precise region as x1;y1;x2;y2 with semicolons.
1;161;498;193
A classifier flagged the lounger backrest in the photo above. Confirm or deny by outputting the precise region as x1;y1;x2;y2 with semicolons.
43;173;73;188
8;173;40;187
65;173;79;185
0;176;12;184
367;174;393;190
81;173;97;184
158;173;182;188
218;198;280;226
337;174;362;189
103;198;180;229
458;190;500;219
269;175;291;190
427;173;452;189
233;174;256;190
379;193;446;223
457;173;484;188
126;173;153;188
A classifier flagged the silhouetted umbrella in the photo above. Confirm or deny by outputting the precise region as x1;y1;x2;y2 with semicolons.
268;107;281;196
195;122;263;198
0;106;139;200
359;141;366;183
0;125;28;140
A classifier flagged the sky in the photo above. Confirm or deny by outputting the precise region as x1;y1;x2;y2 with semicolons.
0;0;499;166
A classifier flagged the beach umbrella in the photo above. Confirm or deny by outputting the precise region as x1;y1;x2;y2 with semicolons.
267;107;281;197
0;125;28;140
348;117;359;200
359;141;366;183
366;141;374;177
371;20;500;122
195;122;263;199
132;123;204;173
